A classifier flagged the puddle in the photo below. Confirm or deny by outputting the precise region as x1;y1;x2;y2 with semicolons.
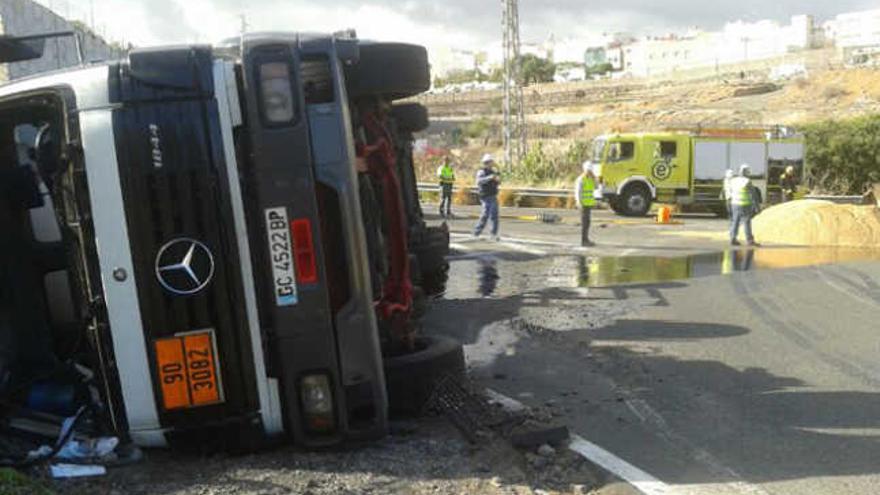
580;247;880;288
439;247;880;298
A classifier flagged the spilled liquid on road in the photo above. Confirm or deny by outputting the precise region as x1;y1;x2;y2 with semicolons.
441;247;880;298
581;247;880;288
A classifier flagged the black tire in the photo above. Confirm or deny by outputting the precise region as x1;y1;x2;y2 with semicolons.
620;184;652;217
347;42;430;100
384;335;465;416
711;204;730;218
392;103;430;133
608;196;623;215
412;225;449;278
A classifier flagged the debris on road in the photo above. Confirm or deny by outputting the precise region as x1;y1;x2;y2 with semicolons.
753;200;880;246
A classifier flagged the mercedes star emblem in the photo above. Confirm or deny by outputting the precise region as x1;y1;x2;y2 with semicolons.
155;238;216;296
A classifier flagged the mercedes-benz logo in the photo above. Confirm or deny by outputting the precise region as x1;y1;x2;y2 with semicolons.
155;238;216;296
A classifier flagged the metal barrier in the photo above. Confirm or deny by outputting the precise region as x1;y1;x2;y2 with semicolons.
417;182;570;200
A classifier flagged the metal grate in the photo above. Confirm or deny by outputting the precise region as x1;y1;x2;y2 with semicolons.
426;375;523;443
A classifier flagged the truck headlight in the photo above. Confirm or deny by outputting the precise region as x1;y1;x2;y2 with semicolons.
300;374;335;433
259;62;296;124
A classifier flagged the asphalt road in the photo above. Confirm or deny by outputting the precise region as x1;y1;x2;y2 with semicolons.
423;205;880;494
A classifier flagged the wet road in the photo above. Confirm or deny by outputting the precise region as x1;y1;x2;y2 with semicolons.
424;223;880;494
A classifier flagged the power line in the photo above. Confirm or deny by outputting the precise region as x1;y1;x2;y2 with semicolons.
501;0;526;171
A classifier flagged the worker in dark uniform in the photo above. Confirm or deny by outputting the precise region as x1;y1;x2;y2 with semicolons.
472;154;501;240
780;165;798;202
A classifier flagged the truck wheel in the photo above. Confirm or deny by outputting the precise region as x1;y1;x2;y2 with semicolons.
412;225;449;279
392;103;429;133
711;204;730;219
608;196;623;215
620;184;652;217
346;42;430;100
383;335;465;417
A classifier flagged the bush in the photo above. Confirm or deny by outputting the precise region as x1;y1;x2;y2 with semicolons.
803;114;880;194
462;117;494;140
822;86;849;100
505;141;590;186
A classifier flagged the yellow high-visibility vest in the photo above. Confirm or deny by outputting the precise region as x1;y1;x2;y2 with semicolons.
580;176;596;207
438;165;455;184
730;177;752;207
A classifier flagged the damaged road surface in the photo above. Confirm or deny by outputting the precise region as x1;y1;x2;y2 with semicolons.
430;241;880;495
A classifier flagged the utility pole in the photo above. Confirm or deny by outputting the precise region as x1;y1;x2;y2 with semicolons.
501;0;526;171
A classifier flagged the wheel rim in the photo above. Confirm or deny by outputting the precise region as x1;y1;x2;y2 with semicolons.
627;194;646;213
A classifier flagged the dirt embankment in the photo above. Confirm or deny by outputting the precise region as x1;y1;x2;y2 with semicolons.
753;200;880;247
415;62;880;187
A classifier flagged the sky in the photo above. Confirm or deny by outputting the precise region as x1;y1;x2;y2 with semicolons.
37;0;879;53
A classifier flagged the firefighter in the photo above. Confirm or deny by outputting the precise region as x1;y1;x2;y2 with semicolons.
729;163;761;246
436;156;456;218
780;165;798;202
575;161;597;247
473;154;501;240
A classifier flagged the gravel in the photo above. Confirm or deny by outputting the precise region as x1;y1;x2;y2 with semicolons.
43;415;606;495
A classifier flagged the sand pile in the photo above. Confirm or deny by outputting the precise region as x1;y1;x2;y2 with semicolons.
753;200;880;247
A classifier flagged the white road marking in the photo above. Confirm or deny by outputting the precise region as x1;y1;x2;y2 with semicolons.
448;242;474;252
486;388;768;495
623;397;770;495
486;389;675;495
485;388;528;412
570;434;678;495
498;241;548;256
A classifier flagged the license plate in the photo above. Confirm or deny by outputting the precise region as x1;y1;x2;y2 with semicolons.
264;207;298;306
154;330;224;410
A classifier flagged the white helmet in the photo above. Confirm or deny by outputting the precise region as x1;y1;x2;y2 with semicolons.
481;153;495;165
582;161;593;173
725;169;734;179
739;163;751;177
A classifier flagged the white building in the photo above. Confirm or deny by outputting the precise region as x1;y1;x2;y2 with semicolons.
620;15;821;78
824;8;880;59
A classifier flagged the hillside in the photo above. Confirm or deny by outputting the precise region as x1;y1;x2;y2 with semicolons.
413;53;880;186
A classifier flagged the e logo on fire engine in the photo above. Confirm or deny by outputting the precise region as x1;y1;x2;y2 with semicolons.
651;157;674;181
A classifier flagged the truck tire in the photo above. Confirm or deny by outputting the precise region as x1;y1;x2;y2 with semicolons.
412;225;449;279
346;42;430;100
392;103;429;134
711;204;730;219
608;196;623;215
620;184;652;217
383;335;465;416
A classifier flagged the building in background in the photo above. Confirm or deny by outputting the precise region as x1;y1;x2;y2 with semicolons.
0;0;124;82
617;15;823;78
824;8;880;63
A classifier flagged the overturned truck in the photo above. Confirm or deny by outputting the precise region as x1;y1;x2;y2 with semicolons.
0;31;458;452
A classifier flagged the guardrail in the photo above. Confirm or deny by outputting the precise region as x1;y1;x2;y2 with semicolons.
417;183;570;200
418;184;871;208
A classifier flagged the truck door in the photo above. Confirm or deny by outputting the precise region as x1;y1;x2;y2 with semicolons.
645;136;690;190
605;138;638;189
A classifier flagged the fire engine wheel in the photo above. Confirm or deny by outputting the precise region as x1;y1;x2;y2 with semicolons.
620;184;652;217
384;335;465;417
346;42;430;100
392;103;430;134
711;204;731;218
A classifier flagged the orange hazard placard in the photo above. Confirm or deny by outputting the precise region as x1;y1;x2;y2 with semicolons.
154;330;223;410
